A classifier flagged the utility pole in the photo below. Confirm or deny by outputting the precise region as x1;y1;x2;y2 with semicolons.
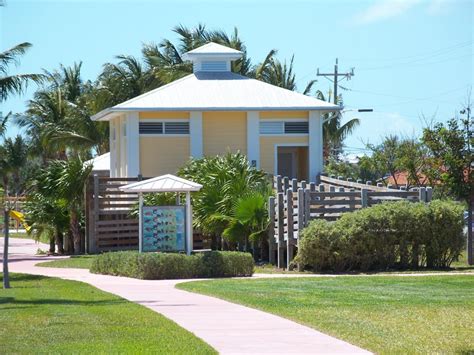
317;59;354;105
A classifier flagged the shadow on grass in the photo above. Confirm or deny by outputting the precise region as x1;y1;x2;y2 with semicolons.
0;296;123;308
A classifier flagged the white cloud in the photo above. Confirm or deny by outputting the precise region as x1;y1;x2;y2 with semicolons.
353;0;421;25
352;0;448;25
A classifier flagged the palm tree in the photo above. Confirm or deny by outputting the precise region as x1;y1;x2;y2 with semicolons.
304;89;360;160
1;136;29;289
0;42;43;102
40;157;92;254
254;50;297;90
38;157;92;254
179;152;269;251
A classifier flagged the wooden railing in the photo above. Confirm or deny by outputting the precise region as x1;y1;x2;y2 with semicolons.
269;175;433;268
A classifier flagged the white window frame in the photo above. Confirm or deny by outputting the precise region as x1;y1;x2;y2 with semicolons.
259;119;309;136
138;119;190;137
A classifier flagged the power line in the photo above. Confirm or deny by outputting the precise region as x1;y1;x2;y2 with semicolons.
317;59;355;104
343;40;472;64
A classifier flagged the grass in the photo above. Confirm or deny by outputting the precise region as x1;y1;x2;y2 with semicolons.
179;275;474;354
37;255;96;269
0;273;215;354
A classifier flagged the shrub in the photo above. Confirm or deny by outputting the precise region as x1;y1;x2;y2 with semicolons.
295;200;464;272
90;250;254;279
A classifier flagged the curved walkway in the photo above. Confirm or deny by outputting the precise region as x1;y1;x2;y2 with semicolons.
2;238;369;354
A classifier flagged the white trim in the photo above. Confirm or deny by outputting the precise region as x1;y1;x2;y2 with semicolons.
126;112;140;177
309;110;323;181
138;134;190;138
186;191;192;255
247;111;260;168
190;111;203;158
109;120;117;177
259;118;308;121
139;118;189;122
260;134;309;137
273;143;308;178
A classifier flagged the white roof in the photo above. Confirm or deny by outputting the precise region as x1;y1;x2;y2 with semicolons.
92;72;339;121
84;152;110;171
119;174;203;193
182;42;243;60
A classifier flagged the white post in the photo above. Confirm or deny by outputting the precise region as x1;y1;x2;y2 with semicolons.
126;112;140;176
247;111;260;168
185;191;192;255
109;119;117;177
309;111;323;181
190;111;203;158
138;192;143;253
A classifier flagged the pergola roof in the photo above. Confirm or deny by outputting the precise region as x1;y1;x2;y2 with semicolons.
119;174;203;193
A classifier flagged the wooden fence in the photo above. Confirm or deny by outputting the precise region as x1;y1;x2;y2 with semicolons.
85;174;141;253
85;174;208;253
269;175;433;268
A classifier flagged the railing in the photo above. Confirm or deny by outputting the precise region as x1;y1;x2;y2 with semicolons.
269;175;433;268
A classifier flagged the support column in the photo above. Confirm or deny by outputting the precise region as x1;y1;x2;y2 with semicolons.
186;192;193;255
190;111;203;158
126;112;140;177
246;111;260;168
138;192;143;253
109;119;117;177
309;110;323;181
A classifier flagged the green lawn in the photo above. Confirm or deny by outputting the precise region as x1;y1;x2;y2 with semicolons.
38;255;95;269
179;275;474;354
0;273;215;354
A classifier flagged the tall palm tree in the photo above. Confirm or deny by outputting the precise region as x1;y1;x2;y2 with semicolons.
0;42;43;102
254;50;296;90
1;136;29;289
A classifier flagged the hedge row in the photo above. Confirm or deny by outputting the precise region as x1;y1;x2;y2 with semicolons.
90;250;254;279
295;200;465;272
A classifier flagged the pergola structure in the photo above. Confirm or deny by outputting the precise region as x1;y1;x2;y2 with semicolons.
120;174;202;255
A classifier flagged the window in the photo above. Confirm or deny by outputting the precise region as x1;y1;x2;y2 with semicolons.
259;120;308;135
201;61;227;71
139;121;189;135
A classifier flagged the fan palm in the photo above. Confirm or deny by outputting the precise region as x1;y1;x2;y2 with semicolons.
0;42;43;102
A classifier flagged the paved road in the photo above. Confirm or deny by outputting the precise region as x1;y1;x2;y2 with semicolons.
2;237;370;354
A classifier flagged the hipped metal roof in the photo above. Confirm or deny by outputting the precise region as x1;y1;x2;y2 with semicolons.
119;174;203;193
92;71;340;121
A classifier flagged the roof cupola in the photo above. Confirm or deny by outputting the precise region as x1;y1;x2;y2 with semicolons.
182;42;243;73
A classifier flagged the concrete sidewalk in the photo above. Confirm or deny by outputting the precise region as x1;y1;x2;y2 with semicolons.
2;238;370;354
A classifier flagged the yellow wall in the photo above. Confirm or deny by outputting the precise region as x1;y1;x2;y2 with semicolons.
139;111;190;119
202;111;247;156
260;136;308;175
259;111;309;119
139;137;190;176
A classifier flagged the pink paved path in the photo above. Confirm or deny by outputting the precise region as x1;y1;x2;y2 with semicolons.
2;238;370;354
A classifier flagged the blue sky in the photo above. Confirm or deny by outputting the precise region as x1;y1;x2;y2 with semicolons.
1;0;472;155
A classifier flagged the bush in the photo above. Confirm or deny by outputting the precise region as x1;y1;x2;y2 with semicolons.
90;250;254;279
295;200;464;272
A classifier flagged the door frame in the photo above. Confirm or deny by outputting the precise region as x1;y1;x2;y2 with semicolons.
274;143;308;179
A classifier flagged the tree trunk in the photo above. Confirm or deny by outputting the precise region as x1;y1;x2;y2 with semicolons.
70;209;81;255
3;209;11;289
49;237;55;254
55;230;64;254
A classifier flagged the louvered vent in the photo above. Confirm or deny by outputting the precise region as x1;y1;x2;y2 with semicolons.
284;121;309;134
164;122;190;134
200;61;227;72
139;122;163;134
260;121;284;134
